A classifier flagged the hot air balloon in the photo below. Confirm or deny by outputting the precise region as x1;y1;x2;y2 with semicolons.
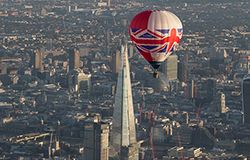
129;10;183;78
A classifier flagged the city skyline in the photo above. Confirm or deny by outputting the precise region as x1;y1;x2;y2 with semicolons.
0;0;249;159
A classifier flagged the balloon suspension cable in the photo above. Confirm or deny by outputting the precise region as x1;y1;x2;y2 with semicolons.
153;70;159;78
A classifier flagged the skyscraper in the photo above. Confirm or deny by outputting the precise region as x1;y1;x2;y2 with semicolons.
206;79;216;102
188;80;197;100
68;48;80;71
178;54;188;83
111;44;138;160
107;0;111;7
84;120;109;160
242;77;250;124
218;92;227;114
247;56;250;74
161;55;178;81
111;49;121;74
128;43;134;58
31;49;43;71
106;29;110;56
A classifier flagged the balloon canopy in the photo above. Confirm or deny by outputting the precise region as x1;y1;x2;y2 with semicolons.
129;10;183;70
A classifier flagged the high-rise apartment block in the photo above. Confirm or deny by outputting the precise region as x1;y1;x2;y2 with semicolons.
31;49;43;71
242;77;250;124
161;55;178;81
111;49;121;74
68;48;80;71
84;121;109;160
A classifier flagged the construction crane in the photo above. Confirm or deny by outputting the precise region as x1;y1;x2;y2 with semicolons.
139;104;142;125
139;85;145;125
48;132;60;159
48;132;53;159
9;133;50;143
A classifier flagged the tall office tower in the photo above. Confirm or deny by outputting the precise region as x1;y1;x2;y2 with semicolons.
84;120;109;160
68;6;71;13
188;80;196;100
31;49;43;71
111;49;121;74
0;61;2;74
209;48;225;70
242;77;250;124
107;0;111;7
106;29;111;56
161;55;178;81
68;48;80;71
177;61;185;82
206;79;216;102
111;44;138;160
248;58;250;74
218;92;227;114
128;43;134;58
177;54;188;83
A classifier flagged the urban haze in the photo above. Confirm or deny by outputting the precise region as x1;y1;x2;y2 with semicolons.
0;0;249;159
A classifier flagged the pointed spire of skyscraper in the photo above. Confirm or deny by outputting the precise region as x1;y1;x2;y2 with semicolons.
111;42;138;160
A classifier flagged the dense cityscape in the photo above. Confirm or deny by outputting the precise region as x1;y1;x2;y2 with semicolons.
0;0;249;159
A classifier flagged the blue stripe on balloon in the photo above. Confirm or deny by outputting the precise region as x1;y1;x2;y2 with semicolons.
140;45;158;50
131;28;140;33
170;46;174;52
156;29;169;34
136;46;142;51
139;32;156;38
159;45;168;52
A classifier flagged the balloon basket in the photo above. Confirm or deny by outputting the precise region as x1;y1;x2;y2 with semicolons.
153;72;159;78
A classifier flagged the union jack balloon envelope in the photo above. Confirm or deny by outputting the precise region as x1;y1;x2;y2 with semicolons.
129;10;183;77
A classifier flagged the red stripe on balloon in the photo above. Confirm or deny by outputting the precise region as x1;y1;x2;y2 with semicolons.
130;10;152;30
136;48;154;62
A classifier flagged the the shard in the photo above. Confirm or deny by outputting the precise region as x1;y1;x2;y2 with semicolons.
111;43;139;160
